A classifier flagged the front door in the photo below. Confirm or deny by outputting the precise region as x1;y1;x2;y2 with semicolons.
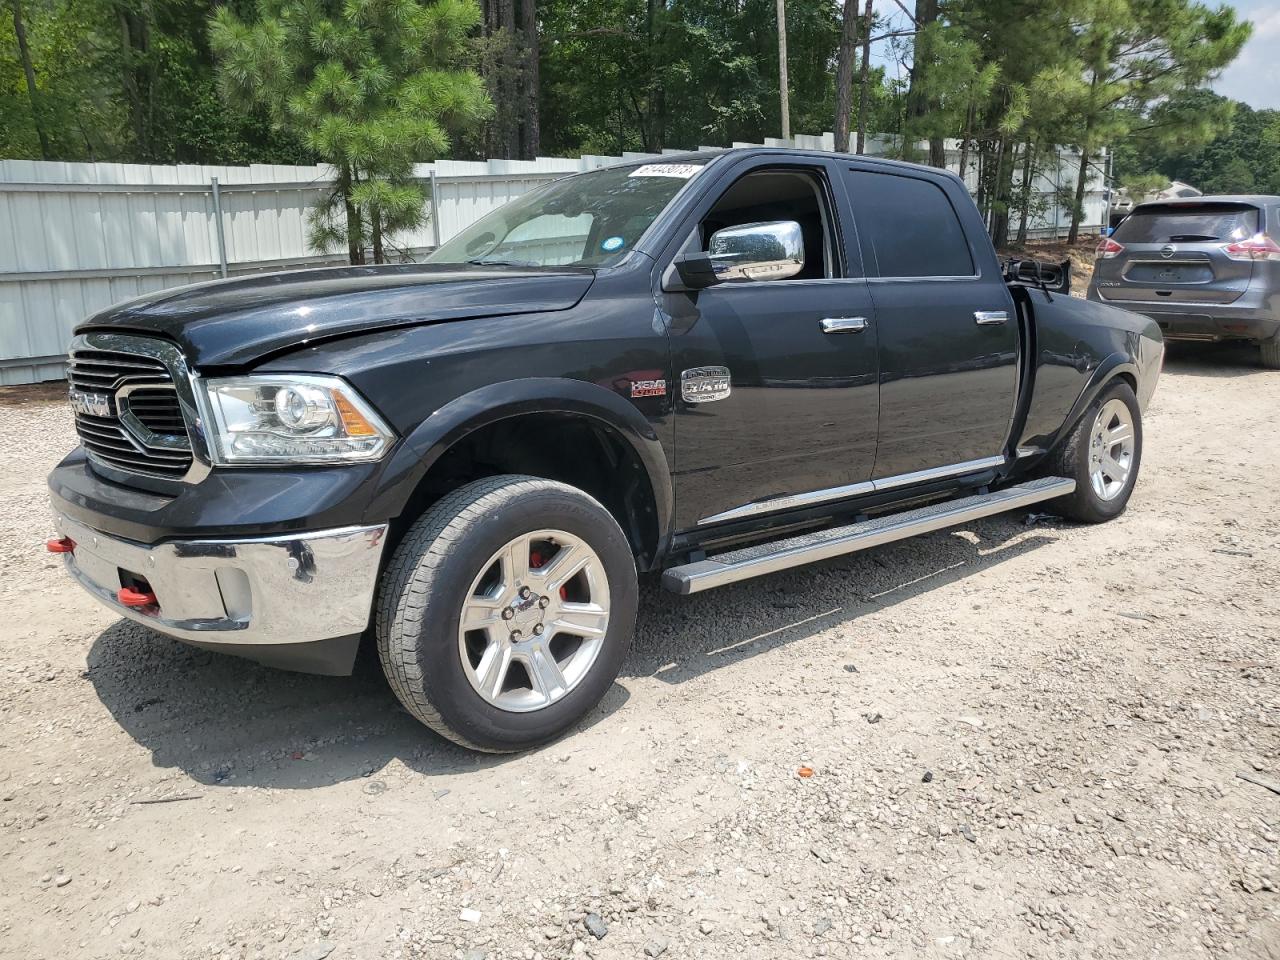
842;166;1018;480
659;160;880;530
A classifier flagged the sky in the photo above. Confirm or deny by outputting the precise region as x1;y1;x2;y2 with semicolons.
1213;0;1280;110
873;1;1279;112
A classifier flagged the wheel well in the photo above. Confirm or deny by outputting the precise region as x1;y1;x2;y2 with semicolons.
393;413;662;570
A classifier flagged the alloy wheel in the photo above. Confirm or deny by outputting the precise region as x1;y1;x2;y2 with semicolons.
457;529;611;713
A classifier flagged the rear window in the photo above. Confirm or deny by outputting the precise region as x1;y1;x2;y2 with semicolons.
1113;204;1259;243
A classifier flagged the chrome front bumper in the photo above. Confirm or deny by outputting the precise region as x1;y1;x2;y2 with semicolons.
54;513;388;648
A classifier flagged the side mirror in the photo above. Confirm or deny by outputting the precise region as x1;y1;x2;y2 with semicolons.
673;220;805;289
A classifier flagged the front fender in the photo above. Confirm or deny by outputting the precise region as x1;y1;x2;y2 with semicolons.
362;377;674;547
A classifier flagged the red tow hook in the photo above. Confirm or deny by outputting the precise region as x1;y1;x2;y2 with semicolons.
117;586;158;609
46;536;76;554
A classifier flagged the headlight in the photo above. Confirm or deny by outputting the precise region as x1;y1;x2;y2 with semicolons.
200;375;395;465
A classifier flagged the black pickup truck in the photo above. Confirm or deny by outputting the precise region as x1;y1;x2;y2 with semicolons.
48;148;1163;752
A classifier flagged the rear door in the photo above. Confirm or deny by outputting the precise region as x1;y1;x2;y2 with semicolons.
840;165;1018;482
1095;202;1260;307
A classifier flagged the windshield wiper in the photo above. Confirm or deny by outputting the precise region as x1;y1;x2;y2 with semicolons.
465;257;540;267
1165;234;1218;242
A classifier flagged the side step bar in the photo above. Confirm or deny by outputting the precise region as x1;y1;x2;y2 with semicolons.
662;476;1075;595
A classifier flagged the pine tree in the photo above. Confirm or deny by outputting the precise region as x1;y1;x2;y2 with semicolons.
1060;0;1250;242
210;0;491;264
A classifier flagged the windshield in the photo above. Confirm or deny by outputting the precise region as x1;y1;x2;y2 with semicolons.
1114;204;1259;243
426;160;709;268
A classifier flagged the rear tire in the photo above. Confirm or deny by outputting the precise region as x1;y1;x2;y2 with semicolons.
1261;335;1280;369
376;475;638;753
1044;380;1143;524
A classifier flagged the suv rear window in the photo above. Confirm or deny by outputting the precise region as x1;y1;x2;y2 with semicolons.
1113;204;1259;243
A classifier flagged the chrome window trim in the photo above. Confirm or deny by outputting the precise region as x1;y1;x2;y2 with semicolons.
697;455;1007;526
867;273;981;283
71;332;212;485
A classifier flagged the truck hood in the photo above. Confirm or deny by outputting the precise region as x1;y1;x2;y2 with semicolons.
76;263;596;367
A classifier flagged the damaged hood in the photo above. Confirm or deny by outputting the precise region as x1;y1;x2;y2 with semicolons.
77;263;596;367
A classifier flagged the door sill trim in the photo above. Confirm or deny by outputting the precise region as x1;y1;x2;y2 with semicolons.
697;455;1006;526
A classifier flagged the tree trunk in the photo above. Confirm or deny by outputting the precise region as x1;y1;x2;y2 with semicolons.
833;0;859;152
645;0;665;151
341;167;364;265
371;209;384;265
117;5;153;157
776;0;790;139
854;0;873;154
9;0;51;159
1067;141;1092;244
1067;72;1101;244
957;102;974;181
1015;140;1034;245
499;0;517;158
990;136;1014;247
904;0;941;164
520;0;540;158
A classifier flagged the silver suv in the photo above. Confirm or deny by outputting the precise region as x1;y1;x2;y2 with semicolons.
1087;196;1280;368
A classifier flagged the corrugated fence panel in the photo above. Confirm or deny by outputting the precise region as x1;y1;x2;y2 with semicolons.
0;139;1109;384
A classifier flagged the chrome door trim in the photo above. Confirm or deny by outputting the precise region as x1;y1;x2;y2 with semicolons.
697;455;1007;525
870;455;1006;492
974;310;1008;325
698;480;877;525
819;316;868;334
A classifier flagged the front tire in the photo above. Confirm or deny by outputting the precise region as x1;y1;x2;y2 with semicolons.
1045;380;1143;523
376;475;637;752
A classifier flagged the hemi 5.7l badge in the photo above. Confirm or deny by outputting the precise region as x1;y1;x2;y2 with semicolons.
681;366;731;403
629;379;667;399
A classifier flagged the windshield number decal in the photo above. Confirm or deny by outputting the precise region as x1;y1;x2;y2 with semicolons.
629;163;703;179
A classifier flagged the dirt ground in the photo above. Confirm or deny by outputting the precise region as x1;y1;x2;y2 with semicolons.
2;341;1278;960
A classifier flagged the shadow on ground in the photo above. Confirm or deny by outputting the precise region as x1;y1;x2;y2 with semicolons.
87;512;1055;791
1162;340;1272;378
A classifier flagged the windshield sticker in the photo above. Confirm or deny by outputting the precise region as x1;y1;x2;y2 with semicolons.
601;236;625;252
629;163;703;179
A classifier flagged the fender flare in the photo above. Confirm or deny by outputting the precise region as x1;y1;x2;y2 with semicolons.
364;377;674;555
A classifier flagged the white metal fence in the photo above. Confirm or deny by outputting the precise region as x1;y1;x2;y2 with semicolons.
0;134;1107;385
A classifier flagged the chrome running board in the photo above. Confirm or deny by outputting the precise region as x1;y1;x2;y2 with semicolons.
662;476;1075;595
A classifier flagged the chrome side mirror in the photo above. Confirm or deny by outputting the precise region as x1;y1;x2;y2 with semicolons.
669;219;806;290
707;220;805;282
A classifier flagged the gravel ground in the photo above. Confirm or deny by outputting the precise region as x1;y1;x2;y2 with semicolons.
1;341;1278;960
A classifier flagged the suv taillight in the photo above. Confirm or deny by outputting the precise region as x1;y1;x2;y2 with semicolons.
1222;233;1280;262
1095;237;1125;259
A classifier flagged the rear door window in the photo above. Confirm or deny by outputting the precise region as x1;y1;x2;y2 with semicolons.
845;170;975;278
1114;204;1259;243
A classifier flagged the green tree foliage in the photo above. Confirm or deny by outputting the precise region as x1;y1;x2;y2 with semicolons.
1;0;308;163
539;0;838;156
210;0;491;263
1118;90;1280;197
1055;0;1250;241
1;0;1260;248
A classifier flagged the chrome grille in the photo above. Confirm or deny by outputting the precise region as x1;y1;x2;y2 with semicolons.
68;347;193;479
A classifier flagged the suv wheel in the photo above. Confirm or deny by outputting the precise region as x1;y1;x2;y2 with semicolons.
1261;335;1280;369
1045;380;1143;523
376;475;637;752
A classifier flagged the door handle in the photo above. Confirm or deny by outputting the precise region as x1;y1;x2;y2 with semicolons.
820;316;868;334
974;310;1008;325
